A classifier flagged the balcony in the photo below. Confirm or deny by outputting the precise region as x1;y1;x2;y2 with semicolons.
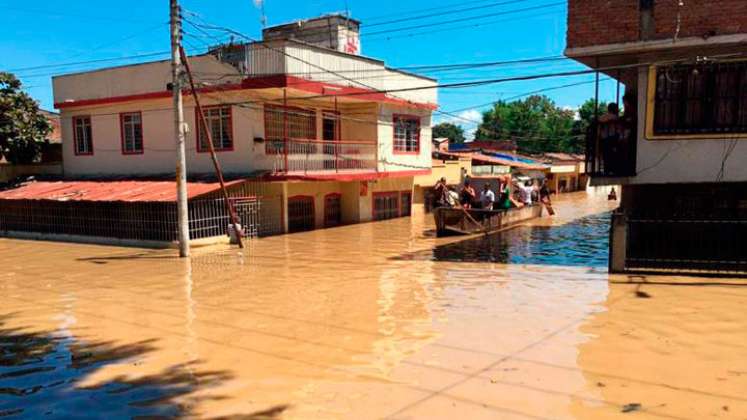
267;138;377;175
585;120;637;179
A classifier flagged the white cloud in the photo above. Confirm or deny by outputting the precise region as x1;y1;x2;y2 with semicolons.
562;105;581;121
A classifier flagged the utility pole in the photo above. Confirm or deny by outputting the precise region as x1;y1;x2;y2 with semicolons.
171;0;190;257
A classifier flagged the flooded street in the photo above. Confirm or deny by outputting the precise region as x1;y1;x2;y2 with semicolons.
1;190;745;419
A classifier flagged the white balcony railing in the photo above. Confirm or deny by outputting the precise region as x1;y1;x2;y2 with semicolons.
267;139;377;174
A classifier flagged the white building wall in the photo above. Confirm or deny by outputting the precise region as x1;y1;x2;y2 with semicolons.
247;41;438;105
59;93;432;178
54;45;436;178
376;104;432;173
632;66;747;185
60;92;270;177
53;56;242;105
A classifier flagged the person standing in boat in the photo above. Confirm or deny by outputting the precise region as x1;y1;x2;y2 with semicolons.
497;176;514;210
460;179;477;209
446;185;460;208
480;183;496;210
433;177;448;208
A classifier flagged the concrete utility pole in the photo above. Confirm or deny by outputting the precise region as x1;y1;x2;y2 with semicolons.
171;0;190;257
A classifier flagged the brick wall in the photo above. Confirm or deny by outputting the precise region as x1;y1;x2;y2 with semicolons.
567;0;747;49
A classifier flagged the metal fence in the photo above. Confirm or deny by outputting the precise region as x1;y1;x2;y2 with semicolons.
585;121;637;178
188;197;261;240
0;194;277;244
626;218;747;274
0;200;179;242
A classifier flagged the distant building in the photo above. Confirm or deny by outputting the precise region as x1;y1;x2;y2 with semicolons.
540;152;587;194
0;14;437;246
566;0;747;274
39;110;62;143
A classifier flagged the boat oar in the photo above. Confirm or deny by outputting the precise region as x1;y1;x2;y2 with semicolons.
458;206;489;236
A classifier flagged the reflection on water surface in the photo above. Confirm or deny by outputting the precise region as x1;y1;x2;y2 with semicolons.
397;211;611;268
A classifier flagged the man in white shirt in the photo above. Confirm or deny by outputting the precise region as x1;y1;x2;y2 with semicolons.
446;186;460;207
514;180;533;206
480;183;496;210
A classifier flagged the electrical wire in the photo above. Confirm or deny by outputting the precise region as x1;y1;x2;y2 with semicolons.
364;0;533;28
361;2;565;37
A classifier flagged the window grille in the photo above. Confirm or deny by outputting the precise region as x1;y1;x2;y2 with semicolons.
400;191;412;217
288;196;315;233
654;62;747;135
324;194;342;227
373;192;400;221
264;105;317;154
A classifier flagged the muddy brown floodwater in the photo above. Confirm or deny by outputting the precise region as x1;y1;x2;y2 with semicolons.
1;190;745;419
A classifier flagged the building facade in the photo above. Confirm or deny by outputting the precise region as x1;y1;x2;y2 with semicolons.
0;15;436;245
566;0;747;274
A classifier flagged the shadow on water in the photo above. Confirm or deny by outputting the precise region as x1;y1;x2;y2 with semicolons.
0;313;287;419
394;212;612;269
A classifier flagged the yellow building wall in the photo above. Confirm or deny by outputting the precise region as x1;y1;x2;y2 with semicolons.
413;158;471;206
359;176;414;222
242;176;416;234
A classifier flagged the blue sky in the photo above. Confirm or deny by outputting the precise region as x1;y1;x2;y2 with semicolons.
1;0;617;137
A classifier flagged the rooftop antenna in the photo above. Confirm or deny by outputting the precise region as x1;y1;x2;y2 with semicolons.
253;0;267;29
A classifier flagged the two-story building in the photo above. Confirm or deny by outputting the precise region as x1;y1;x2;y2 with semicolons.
565;0;747;274
0;15;437;246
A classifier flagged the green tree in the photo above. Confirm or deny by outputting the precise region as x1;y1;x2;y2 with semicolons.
432;122;466;144
0;72;51;164
475;95;576;154
566;98;609;154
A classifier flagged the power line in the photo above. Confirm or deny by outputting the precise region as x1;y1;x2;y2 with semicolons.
7;51;172;73
441;78;612;118
363;0;533;28
2;5;158;24
368;8;563;41
362;0;513;23
252;0;558;42
362;2;565;37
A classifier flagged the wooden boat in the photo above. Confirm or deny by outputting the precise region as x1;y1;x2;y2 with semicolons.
434;204;543;237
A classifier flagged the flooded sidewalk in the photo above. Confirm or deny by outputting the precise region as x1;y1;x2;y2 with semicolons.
1;190;745;419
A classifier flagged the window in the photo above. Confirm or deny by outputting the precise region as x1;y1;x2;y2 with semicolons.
73;116;93;155
324;193;342;227
120;112;143;154
373;192;400;221
322;111;338;141
653;62;747;135
287;196;315;233
197;106;233;152
400;191;412;217
393;114;420;153
264;105;317;154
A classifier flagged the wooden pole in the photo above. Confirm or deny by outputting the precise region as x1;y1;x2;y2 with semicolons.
179;46;244;249
171;0;190;257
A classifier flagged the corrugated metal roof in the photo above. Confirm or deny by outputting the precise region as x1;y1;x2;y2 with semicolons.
0;180;244;202
437;151;548;170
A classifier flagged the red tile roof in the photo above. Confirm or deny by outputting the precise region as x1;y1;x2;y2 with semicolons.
0;180;243;202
